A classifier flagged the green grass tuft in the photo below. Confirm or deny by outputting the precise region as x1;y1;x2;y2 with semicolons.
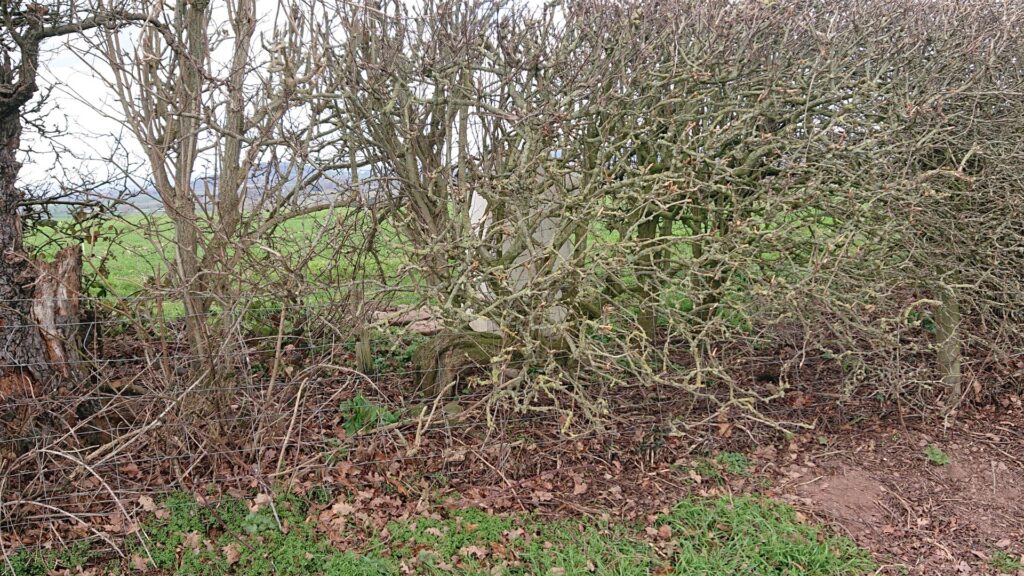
657;495;876;575
923;445;951;466
385;507;654;575
991;550;1024;574
127;491;392;576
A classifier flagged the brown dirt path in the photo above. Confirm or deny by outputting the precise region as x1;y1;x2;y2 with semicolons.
768;403;1024;575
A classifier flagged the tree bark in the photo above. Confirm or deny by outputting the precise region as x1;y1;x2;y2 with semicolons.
1;95;83;457
936;285;962;411
1;114;53;384
31;245;83;383
0;114;50;454
2;1;153;458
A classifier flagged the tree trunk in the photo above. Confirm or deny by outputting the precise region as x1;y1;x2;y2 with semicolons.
637;211;659;341
1;114;52;383
936;285;962;411
1;112;83;457
31;245;84;383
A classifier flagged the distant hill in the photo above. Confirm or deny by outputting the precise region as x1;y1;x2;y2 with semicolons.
33;163;398;217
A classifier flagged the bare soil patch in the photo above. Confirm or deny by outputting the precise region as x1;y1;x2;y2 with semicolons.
772;403;1024;575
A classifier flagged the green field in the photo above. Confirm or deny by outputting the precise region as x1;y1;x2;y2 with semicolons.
26;206;815;336
29;210;412;306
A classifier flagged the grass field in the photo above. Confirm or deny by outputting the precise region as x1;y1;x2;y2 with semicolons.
26;209;792;351
28;210;412;306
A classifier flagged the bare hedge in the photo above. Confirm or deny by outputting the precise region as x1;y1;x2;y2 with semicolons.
265;0;1017;426
11;0;1022;436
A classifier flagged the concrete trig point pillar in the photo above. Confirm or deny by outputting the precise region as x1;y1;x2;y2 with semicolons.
467;170;576;334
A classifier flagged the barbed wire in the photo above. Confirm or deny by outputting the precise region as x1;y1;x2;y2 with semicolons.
0;385;712;448
0;346;587;371
0;293;437;323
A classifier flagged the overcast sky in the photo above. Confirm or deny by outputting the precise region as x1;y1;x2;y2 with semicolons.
21;1;283;189
21;0;541;197
23;44;125;184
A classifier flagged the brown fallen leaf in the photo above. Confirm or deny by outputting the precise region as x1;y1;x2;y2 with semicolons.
223;543;242;565
460;545;488;560
120;462;141;478
572;481;589;496
251;493;273;512
331;500;355;516
130;554;148;571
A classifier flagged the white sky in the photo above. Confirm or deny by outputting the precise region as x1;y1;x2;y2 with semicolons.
20;0;285;188
22;44;123;183
21;0;544;193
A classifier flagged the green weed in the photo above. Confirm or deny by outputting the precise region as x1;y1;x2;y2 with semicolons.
923;445;951;466
338;394;399;435
991;550;1024;573
3;541;95;576
715;451;751;476
690;459;725;484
